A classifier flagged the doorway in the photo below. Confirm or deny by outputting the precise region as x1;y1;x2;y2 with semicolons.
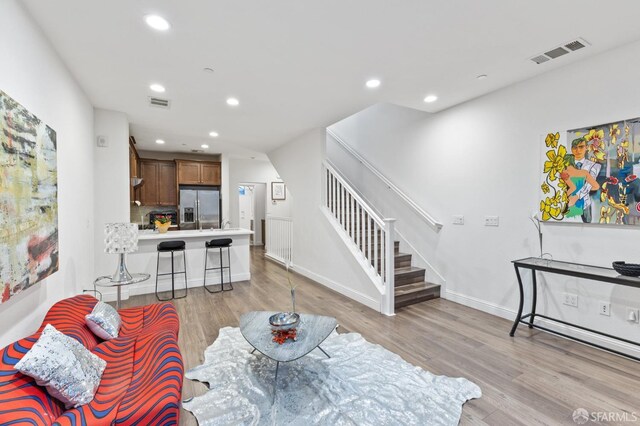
238;183;266;245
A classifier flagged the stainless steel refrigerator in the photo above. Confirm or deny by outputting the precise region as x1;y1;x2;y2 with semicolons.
179;186;221;230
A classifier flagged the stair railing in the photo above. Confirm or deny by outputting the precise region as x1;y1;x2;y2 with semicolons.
322;160;395;315
265;216;293;265
327;128;443;231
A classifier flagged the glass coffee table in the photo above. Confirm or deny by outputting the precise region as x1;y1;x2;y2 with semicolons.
239;311;337;401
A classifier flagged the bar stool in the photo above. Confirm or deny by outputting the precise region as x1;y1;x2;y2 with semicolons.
203;238;233;293
155;240;188;301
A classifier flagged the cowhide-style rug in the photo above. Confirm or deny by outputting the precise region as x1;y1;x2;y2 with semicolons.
184;327;481;425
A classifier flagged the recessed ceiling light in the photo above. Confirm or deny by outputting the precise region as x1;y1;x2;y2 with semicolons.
149;83;165;93
226;97;239;106
201;144;209;149
209;131;219;137
155;139;165;144
423;94;438;103
144;15;170;31
366;79;381;88
477;74;488;80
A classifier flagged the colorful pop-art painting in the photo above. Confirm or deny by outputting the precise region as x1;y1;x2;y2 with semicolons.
0;90;58;304
540;117;640;225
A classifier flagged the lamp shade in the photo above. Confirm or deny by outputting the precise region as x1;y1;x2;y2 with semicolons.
104;223;138;254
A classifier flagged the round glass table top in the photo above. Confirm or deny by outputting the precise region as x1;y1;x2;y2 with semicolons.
93;273;150;288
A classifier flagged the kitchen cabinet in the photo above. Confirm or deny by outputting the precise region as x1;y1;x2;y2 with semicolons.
176;160;221;185
139;159;177;206
129;138;140;203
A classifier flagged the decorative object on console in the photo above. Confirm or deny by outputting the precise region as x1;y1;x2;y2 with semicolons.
529;213;552;259
85;301;121;339
269;311;300;331
539;118;640;225
104;223;138;282
14;324;106;409
612;261;640;277
0;90;58;304
184;327;481;425
271;181;286;200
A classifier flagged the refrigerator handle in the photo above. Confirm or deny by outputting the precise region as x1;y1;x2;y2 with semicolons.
197;198;201;230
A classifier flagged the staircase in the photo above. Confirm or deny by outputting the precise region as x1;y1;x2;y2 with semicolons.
323;160;441;314
358;220;441;309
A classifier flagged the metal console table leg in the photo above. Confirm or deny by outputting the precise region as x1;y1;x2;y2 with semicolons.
509;264;525;336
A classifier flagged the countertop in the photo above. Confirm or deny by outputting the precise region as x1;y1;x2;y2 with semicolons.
138;228;253;241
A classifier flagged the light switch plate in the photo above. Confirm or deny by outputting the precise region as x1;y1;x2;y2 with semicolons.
484;216;499;227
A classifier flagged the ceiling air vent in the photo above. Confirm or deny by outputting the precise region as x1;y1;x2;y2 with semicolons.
148;97;171;109
530;55;550;65
191;149;204;153
544;47;570;59
565;39;587;51
529;37;590;65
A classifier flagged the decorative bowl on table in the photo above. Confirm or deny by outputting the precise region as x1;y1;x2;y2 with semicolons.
612;261;640;277
269;312;300;330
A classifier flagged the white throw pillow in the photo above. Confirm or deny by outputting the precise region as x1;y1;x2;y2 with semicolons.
15;324;107;408
86;301;121;340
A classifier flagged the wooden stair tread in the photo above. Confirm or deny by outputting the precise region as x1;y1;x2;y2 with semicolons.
394;282;441;308
394;266;425;275
394;282;440;296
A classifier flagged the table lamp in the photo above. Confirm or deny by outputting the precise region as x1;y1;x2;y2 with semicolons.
105;223;139;283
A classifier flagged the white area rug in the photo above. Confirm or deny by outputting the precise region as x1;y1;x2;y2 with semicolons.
184;327;481;425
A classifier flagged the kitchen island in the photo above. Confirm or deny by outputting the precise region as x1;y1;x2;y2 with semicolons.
104;228;253;302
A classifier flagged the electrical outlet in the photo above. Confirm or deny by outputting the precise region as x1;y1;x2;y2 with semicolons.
563;292;578;307
599;301;611;316
453;215;464;225
484;216;499;227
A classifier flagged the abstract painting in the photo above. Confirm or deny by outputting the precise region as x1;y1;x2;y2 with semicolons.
540;117;640;225
0;90;58;304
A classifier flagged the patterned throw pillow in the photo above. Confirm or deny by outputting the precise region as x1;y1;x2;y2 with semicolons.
15;324;106;408
86;301;121;340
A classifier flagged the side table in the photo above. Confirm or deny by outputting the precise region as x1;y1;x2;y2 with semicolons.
94;273;150;310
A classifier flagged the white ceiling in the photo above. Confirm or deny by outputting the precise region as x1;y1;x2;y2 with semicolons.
21;0;640;157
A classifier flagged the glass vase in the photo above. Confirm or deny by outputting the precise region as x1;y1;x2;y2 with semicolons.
290;287;296;313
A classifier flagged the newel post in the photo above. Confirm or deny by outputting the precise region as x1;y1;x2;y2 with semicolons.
382;218;396;316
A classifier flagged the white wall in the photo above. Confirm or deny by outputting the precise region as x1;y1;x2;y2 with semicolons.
93;109;130;277
0;0;95;347
228;158;291;229
268;129;381;310
328;40;640;355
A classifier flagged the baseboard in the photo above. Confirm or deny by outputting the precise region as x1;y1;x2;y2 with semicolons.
100;273;251;302
444;289;640;359
291;264;380;312
444;289;515;321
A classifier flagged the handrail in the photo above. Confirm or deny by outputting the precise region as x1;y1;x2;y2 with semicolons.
323;161;385;228
326;128;443;231
322;161;395;315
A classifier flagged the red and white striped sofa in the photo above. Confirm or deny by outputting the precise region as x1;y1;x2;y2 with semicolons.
0;294;184;425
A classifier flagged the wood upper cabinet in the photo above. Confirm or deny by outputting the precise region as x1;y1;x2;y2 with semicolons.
176;160;221;185
201;162;221;185
158;162;177;206
129;138;140;203
176;161;201;185
139;159;177;206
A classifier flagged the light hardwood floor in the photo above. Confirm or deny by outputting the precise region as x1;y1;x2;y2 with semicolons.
122;248;640;426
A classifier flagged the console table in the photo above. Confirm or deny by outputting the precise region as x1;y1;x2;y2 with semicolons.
510;257;640;361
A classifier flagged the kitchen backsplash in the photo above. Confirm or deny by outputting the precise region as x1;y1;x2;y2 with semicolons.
130;205;177;225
